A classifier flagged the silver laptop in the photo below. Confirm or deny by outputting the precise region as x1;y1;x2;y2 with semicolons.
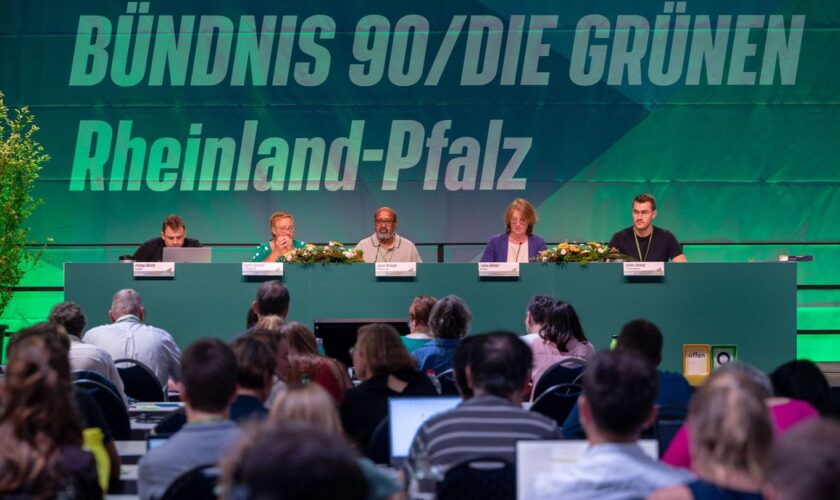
388;396;461;466
516;439;658;500
161;247;212;263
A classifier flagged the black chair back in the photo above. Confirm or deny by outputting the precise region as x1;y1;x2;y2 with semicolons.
653;403;688;458
73;378;132;440
114;358;165;402
437;458;515;500
365;416;391;465
436;369;459;396
529;383;582;426
532;358;586;400
161;465;219;500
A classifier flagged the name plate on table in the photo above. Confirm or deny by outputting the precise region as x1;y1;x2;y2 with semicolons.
133;262;174;278
623;262;665;276
375;262;416;277
478;262;520;277
242;262;284;276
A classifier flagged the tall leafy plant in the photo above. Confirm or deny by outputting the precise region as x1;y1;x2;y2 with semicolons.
0;91;49;318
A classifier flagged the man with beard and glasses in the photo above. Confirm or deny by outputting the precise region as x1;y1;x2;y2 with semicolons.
355;207;422;263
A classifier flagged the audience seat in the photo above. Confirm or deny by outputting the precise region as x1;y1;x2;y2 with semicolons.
436;369;459;396
530;382;582;426
365;416;390;465
437;458;515;500
532;358;586;400
115;358;166;402
160;464;219;500
73;377;132;440
652;403;688;458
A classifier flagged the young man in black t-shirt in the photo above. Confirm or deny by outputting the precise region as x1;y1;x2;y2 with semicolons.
132;214;201;262
608;194;687;262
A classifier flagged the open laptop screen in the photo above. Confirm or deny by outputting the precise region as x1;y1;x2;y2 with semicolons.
388;396;461;465
161;247;212;263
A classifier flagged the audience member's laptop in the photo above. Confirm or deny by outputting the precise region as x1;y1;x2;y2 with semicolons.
161;247;212;263
388;396;461;466
516;439;658;500
146;433;174;450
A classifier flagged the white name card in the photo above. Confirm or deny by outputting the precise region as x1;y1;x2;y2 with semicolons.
375;262;416;277
241;262;284;276
133;262;174;278
478;262;520;277
623;262;665;276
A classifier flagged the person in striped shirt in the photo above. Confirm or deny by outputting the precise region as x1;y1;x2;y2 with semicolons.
407;331;561;471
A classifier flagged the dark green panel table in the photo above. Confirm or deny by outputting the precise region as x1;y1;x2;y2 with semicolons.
64;263;796;373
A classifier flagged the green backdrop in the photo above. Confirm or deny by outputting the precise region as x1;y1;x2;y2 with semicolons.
1;1;837;358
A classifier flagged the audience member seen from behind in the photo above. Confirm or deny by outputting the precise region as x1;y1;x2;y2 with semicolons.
83;288;182;389
11;322;122;489
220;423;366;500
480;198;548;262
340;323;437;449
770;359;833;415
408;331;561;471
401;295;437;352
762;418;840;500
49;300;129;406
138;339;242;500
234;279;290;339
269;384;402;500
451;335;481;399
562;319;692;439
662;362;818;469
531;350;693;499
651;369;773;500
529;301;595;395
280;321;353;402
413;295;472;375
252;211;307;262
0;326;102;498
230;336;276;423
521;294;555;344
248;323;292;407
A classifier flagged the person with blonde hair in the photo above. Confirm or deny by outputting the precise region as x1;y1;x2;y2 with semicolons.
340;324;437;449
279;321;353;402
252;211;307;262
650;369;773;500
268;384;402;500
481;198;547;262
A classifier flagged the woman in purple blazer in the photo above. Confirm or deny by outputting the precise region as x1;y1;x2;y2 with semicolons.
481;198;547;262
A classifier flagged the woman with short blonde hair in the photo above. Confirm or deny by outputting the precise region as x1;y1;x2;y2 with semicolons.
650;370;772;499
481;198;548;262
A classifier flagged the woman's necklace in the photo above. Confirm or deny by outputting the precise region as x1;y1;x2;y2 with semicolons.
633;228;654;262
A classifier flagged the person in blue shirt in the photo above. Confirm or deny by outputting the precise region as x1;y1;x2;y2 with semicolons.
413;295;472;375
562;319;692;439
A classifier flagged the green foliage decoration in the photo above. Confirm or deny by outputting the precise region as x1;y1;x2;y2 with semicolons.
0;91;50;317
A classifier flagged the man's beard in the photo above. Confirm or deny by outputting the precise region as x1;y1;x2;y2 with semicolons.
376;230;395;243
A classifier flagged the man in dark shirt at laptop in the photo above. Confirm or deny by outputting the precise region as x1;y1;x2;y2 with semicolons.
133;214;201;262
608;194;686;262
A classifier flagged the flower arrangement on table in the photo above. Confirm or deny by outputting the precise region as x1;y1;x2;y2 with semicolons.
537;242;625;264
283;241;364;265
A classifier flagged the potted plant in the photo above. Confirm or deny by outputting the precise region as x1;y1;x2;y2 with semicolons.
0;90;49;335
